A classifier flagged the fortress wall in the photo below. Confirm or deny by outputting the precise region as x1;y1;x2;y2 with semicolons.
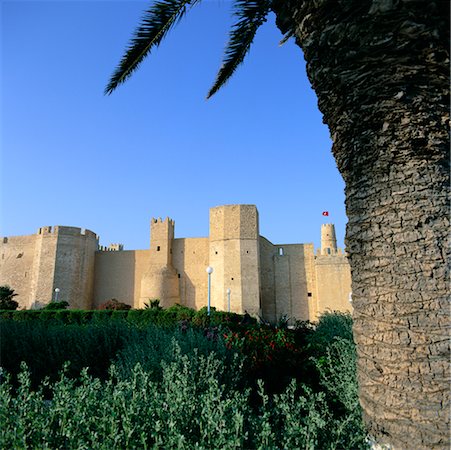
172;238;209;310
93;250;151;308
53;227;98;309
315;255;352;318
133;250;152;307
0;234;37;308
259;239;317;323
278;243;316;322
273;251;291;319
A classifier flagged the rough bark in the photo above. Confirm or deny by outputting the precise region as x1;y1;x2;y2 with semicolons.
272;1;450;448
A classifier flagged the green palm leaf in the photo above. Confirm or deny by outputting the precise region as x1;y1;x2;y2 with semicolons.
207;0;270;99
105;0;200;95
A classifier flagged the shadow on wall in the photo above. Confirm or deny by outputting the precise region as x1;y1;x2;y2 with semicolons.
260;238;314;324
173;239;197;310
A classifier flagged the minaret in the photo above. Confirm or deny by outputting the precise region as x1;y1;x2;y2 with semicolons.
321;224;337;255
140;217;180;308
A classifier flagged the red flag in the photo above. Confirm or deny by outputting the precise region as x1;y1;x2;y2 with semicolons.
322;211;329;216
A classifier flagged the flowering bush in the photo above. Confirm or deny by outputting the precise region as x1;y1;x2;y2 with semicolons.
224;327;299;370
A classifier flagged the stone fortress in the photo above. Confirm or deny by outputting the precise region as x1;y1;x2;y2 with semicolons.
0;205;352;322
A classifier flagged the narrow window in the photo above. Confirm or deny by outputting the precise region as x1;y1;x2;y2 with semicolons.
157;246;160;251
215;251;218;255
278;247;284;256
246;250;249;254
178;274;181;279
3;237;8;243
307;292;312;297
231;277;234;281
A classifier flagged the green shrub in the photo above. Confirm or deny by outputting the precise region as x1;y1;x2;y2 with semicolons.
0;340;368;449
111;310;129;320
0;345;249;450
115;325;240;387
164;303;196;321
98;299;131;310
0;310;13;319
38;310;57;321
308;311;354;356
91;310;113;321
0;312;367;448
312;337;367;448
0;320;132;387
42;301;69;310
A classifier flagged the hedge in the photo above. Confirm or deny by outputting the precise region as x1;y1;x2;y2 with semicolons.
0;305;256;329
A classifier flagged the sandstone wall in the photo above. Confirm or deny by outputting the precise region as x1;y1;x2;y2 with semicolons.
140;218;179;308
172;238;209;310
259;239;317;323
93;250;150;308
52;227;98;309
209;205;260;316
1;226;98;309
0;234;37;308
30;227;58;307
315;254;353;318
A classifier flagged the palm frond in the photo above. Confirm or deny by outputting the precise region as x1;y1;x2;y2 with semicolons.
105;0;200;95
279;30;294;46
207;0;271;99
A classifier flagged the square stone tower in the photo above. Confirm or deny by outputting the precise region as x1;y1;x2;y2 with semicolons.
208;205;261;316
139;217;180;308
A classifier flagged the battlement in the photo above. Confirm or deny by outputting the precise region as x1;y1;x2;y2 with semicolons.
98;243;124;252
36;226;98;239
152;217;175;226
316;247;344;256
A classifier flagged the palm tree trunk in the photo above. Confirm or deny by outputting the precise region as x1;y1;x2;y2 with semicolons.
273;1;450;448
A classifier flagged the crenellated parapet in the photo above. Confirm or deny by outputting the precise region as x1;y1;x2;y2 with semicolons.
316;247;345;257
98;243;124;252
36;226;98;240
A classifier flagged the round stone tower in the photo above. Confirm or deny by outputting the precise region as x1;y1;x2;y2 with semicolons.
321;224;337;255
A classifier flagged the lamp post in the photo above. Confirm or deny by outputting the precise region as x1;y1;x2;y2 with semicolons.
54;288;60;302
226;288;231;313
206;266;213;316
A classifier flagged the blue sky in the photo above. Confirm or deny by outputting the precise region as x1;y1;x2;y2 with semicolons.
1;0;347;250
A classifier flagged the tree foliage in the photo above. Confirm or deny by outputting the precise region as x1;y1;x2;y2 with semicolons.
0;285;18;310
106;0;272;98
